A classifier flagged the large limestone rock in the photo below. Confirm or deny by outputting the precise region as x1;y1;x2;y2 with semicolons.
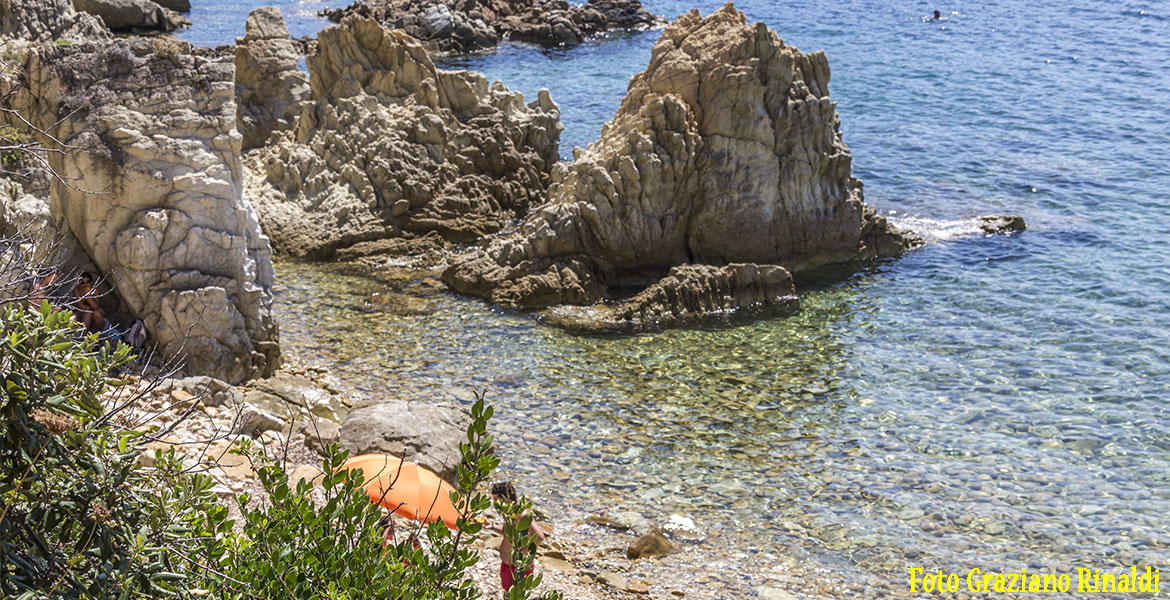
72;0;188;33
234;7;310;150
3;38;281;383
323;0;663;54
340;400;469;480
246;16;562;258
444;3;920;313
0;0;110;41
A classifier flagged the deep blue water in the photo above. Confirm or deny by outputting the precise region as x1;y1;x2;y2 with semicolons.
185;1;1169;597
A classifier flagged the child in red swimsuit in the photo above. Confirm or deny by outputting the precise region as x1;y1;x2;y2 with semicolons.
486;481;546;595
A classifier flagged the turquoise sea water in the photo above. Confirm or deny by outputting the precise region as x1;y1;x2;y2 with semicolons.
184;1;1169;597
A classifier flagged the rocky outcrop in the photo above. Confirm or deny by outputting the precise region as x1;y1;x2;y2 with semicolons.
444;4;920;317
246;16;562;258
977;214;1026;234
72;0;188;33
321;0;664;54
340;400;469;480
0;0;110;42
234;7;310;150
538;263;798;332
2;37;281;383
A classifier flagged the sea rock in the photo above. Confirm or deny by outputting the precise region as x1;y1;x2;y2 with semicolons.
339;400;470;479
540;263;798;332
977;214;1026;234
246;15;562;258
1;38;281;383
322;0;662;54
72;0;188;33
626;528;675;559
0;0;110;42
444;3;920;315
234;8;310;149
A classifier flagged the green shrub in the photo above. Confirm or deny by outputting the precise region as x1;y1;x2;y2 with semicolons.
0;300;559;600
0;302;220;599
193;392;562;600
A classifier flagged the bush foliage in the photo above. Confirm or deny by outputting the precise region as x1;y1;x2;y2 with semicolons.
1;302;560;600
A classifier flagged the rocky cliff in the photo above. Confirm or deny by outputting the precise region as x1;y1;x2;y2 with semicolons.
246;15;562;258
234;7;310;150
1;28;281;382
444;3;920;316
322;0;664;54
0;0;110;41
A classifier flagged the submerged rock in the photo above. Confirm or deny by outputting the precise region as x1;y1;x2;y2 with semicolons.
444;3;918;319
246;15;562;258
626;528;675;559
234;7;310;149
538;263;798;333
1;36;281;383
322;0;664;54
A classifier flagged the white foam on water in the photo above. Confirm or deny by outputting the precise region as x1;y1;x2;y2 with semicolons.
888;214;983;242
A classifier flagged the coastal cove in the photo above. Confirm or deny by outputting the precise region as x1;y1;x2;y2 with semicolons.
184;0;1170;597
1;0;1166;597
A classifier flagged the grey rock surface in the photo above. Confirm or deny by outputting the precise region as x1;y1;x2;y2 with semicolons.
0;0;110;42
339;400;470;480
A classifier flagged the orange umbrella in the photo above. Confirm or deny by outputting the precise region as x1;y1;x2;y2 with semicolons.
342;454;462;529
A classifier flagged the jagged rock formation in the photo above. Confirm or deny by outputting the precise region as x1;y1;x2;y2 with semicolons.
72;0;188;33
321;0;664;54
444;3;921;316
246;16;562;258
234;7;310;150
0;0;110;41
1;34;281;383
540;263;799;332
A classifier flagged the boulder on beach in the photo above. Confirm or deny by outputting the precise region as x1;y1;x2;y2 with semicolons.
234;7;311;149
0;34;281;383
246;15;563;258
339;400;470;480
322;0;664;54
443;3;920;320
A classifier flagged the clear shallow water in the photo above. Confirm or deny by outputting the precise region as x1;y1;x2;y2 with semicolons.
190;0;1168;597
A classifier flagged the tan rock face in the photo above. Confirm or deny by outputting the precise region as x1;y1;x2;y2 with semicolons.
234;7;310;150
444;3;919;312
247;16;562;258
4;39;280;383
